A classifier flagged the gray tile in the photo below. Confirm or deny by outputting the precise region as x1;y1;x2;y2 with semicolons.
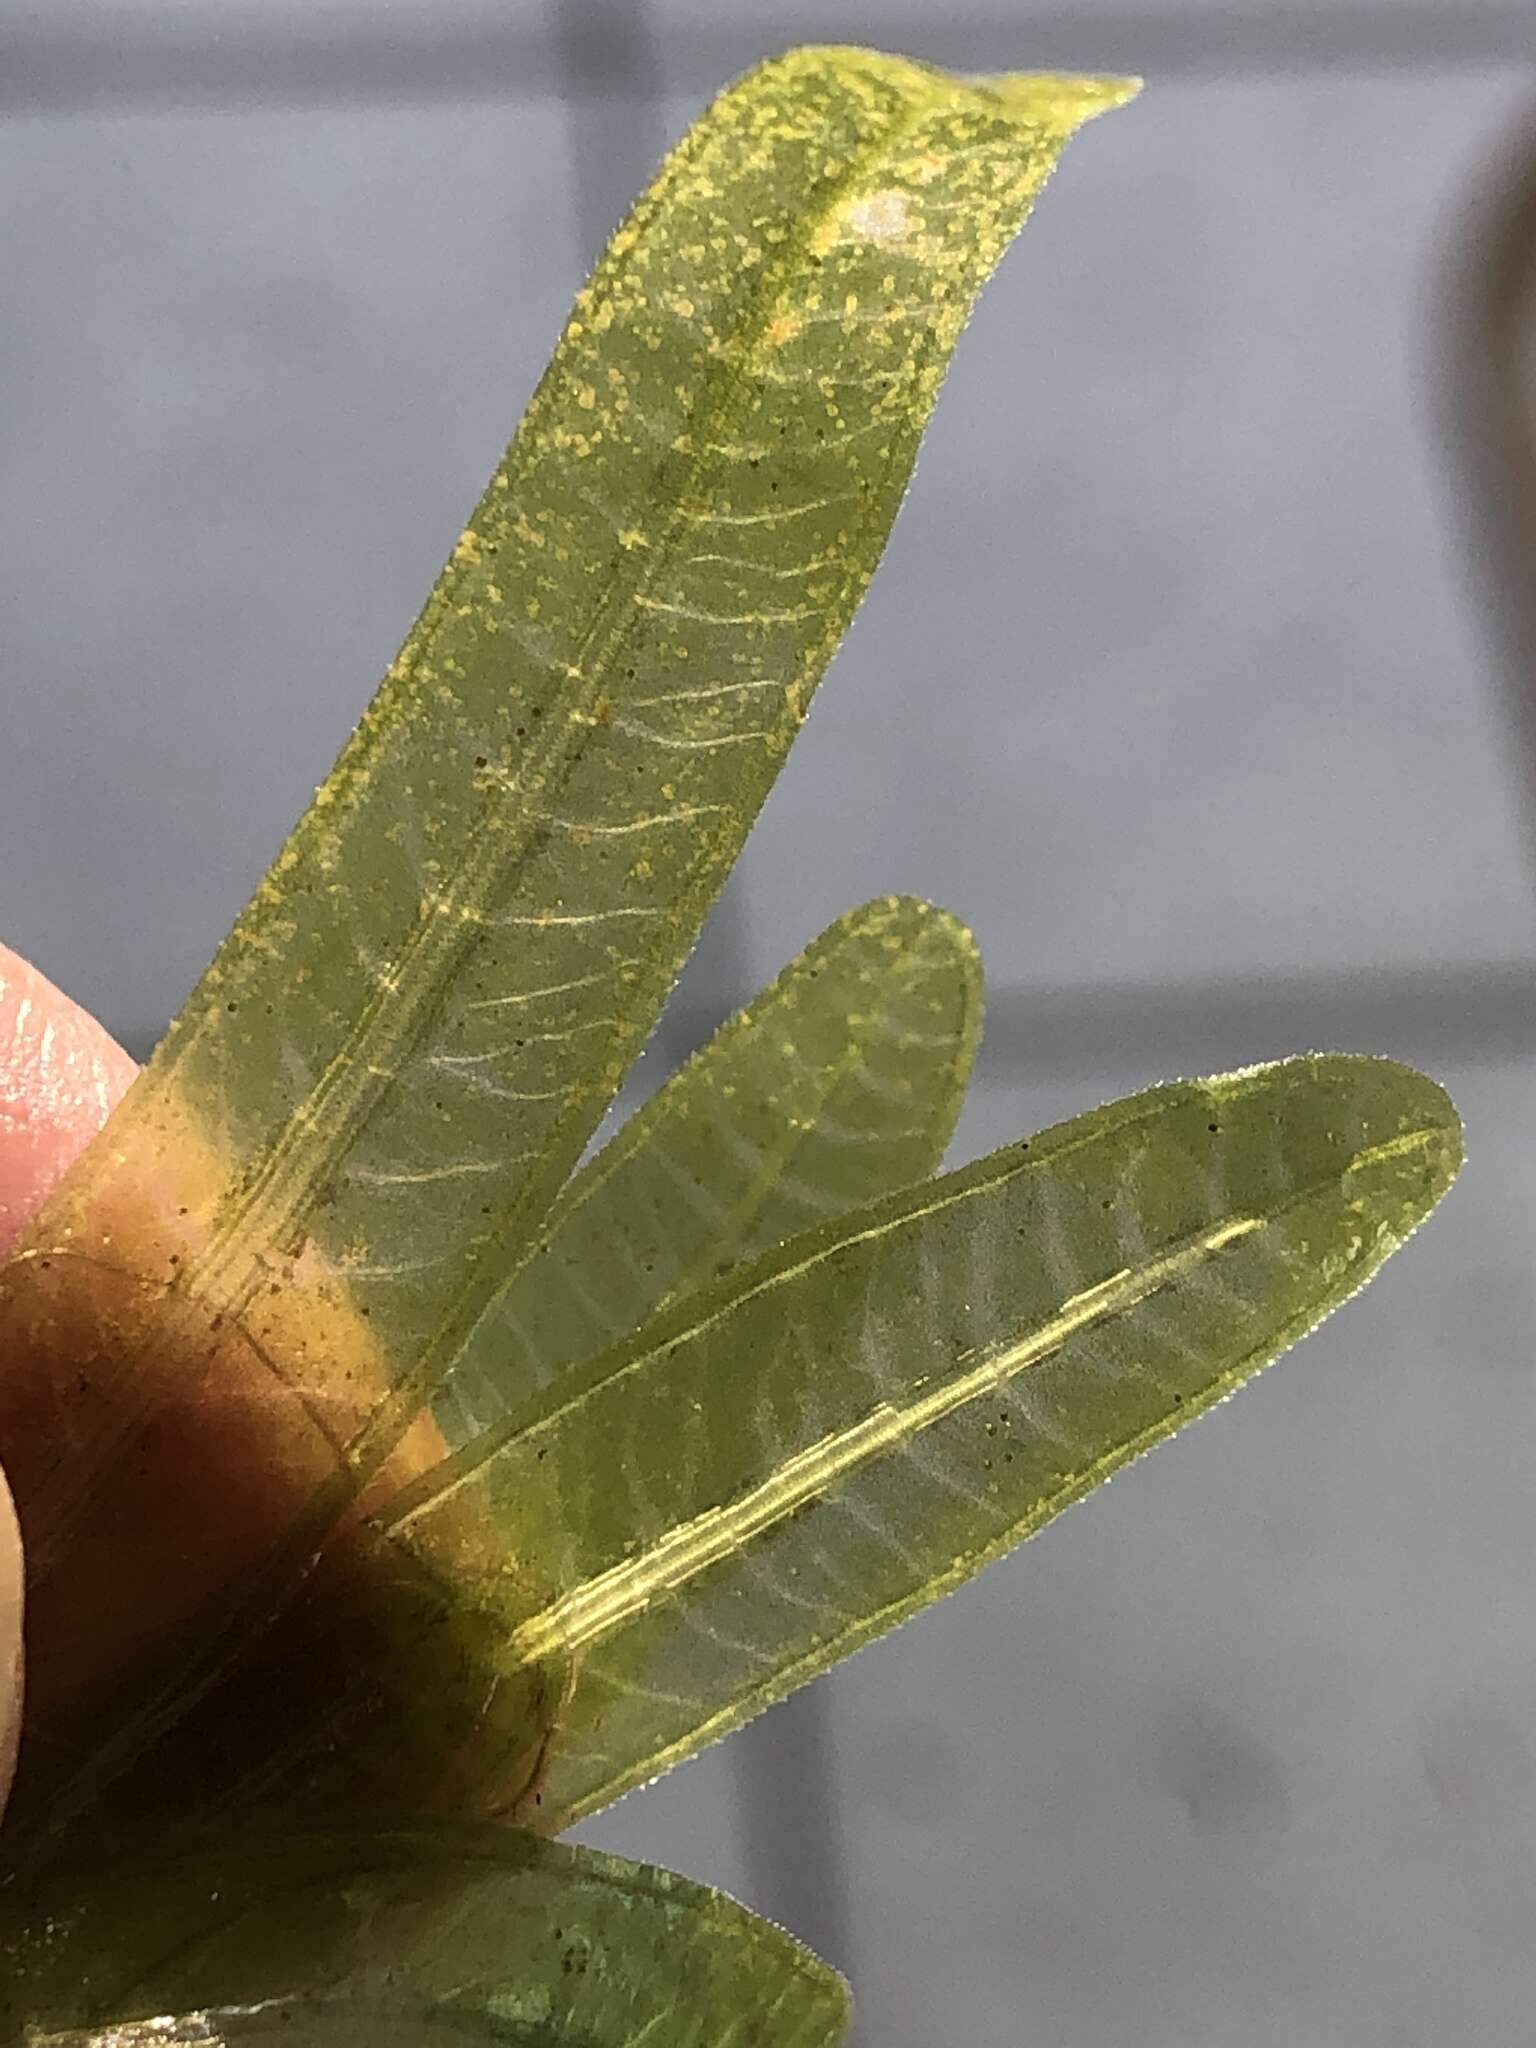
0;4;562;117
4;6;1527;129
645;6;1535;85
720;68;1536;1004
0;97;578;1041
0;1;545;20
573;1690;853;1977
804;1056;1536;2048
650;0;1523;25
570;1737;761;1908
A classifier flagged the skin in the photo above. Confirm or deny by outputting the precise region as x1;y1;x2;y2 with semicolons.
0;941;139;1820
0;1472;18;1821
0;942;558;1851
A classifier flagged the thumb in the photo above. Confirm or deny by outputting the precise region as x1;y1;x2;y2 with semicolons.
0;1472;19;1816
0;943;138;1260
0;942;138;1817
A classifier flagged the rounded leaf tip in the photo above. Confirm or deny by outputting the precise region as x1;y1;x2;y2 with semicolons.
1256;1050;1464;1234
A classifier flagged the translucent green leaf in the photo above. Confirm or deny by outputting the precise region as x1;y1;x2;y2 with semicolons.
0;49;1133;1845
435;894;982;1444
382;1054;1460;1828
4;1826;848;2047
0;49;1133;1851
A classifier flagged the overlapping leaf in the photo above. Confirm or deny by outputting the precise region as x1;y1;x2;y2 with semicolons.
0;48;1135;1853
383;1053;1460;1828
3;1826;848;2046
435;894;982;1443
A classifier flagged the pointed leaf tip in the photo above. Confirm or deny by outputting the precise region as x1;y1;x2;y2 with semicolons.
433;893;984;1445
985;70;1143;125
741;47;1142;140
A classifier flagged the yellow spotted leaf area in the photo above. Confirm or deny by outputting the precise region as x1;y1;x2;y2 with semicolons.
0;43;1463;2048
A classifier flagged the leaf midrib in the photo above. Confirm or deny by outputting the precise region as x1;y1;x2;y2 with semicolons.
549;1125;1446;1823
17;63;972;1861
184;68;949;1444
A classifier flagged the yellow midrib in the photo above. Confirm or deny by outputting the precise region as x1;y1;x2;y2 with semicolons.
504;1214;1260;1668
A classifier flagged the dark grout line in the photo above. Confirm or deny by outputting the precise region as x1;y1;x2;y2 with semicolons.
1433;100;1536;901
551;0;670;260
968;960;1536;1080
0;5;1530;119
0;25;557;119
117;958;1536;1071
658;9;1535;88
643;957;1536;1088
731;1686;858;1993
115;960;1536;1074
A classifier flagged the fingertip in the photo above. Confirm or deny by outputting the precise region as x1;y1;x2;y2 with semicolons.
0;1464;18;1819
0;942;139;1258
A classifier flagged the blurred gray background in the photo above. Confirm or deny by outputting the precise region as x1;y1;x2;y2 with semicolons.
4;3;1536;2042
